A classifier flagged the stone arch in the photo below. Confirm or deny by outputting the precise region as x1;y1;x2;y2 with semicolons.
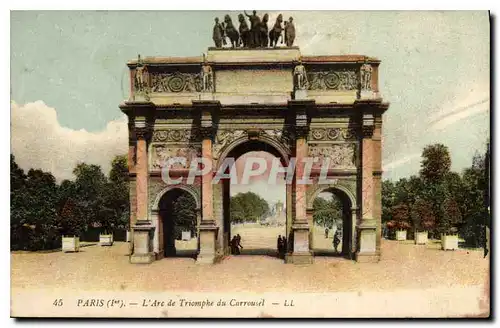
307;183;357;210
152;184;201;212
216;133;291;170
307;182;358;258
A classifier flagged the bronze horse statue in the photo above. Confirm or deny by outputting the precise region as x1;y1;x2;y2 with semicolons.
269;14;284;47
238;13;250;48
259;13;269;47
224;15;240;48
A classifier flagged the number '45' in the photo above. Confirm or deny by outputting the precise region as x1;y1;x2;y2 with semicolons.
53;299;63;306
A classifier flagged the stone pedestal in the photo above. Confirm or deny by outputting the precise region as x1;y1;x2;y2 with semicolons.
287;223;313;265
294;89;308;100
356;220;379;263
130;221;155;264
197;223;219;264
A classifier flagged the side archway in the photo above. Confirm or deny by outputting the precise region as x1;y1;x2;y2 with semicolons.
151;185;201;259
307;183;357;258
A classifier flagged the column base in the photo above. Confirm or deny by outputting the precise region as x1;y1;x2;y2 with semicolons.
130;221;155;264
196;221;218;265
285;252;314;265
130;252;155;264
355;251;380;263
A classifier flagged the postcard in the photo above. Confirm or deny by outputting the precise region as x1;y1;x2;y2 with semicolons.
10;10;490;318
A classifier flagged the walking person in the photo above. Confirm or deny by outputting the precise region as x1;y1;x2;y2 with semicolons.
333;230;341;254
324;227;329;239
236;234;243;252
277;235;283;258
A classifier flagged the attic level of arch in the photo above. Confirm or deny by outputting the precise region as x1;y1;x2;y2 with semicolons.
127;50;381;102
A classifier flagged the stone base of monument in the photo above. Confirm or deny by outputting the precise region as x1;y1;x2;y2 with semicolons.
285;223;313;264
357;222;379;262
196;223;218;264
355;252;380;263
285;252;314;265
130;222;155;264
130;253;155;264
294;89;308;100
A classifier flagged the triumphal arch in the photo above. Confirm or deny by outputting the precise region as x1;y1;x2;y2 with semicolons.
120;46;389;265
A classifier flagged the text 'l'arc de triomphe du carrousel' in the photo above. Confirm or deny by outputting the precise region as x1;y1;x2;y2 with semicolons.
119;11;389;265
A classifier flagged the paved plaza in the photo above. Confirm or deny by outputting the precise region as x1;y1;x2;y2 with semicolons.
11;226;488;293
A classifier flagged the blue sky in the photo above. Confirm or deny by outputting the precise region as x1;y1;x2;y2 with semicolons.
10;11;490;203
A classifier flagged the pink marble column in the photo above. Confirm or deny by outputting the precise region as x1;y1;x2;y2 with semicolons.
372;119;383;252
361;134;374;222
135;135;148;221
295;137;307;223
201;138;213;222
356;122;379;262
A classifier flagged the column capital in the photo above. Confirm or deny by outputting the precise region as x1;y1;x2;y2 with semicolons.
362;113;375;138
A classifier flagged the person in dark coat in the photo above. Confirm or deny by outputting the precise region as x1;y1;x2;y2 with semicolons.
325;227;329;238
333;230;341;253
277;235;283;258
236;234;243;252
231;236;240;255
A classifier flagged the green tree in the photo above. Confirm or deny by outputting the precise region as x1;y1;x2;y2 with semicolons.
440;197;462;234
171;193;197;238
11;155;28;250
411;198;436;232
419;144;451;183
391;204;411;230
312;195;342;228
230;192;270;223
381;180;396;224
23;169;59;250
72;163;107;231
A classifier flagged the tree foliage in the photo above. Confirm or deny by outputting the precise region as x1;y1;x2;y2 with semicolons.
419;144;451;183
382;142;488;245
230;192;270;223
10;154;130;251
312;195;342;228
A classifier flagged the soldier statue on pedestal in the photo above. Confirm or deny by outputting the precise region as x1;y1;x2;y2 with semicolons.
245;10;261;48
294;58;308;90
212;17;225;48
201;54;213;92
284;17;296;47
135;54;149;100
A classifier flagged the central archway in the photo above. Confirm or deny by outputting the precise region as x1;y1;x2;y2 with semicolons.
216;137;291;260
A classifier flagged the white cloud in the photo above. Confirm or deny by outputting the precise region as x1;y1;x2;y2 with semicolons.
11;101;128;181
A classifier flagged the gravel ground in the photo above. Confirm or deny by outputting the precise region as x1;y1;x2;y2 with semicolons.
11;226;489;293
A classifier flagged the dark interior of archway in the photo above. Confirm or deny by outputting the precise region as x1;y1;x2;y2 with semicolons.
312;188;353;259
159;189;198;259
222;140;287;258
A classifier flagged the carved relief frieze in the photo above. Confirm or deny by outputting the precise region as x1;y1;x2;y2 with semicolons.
307;69;358;91
150;144;201;170
262;128;293;153
309;128;357;141
150;72;202;93
152;129;198;143
212;130;247;159
308;143;357;169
